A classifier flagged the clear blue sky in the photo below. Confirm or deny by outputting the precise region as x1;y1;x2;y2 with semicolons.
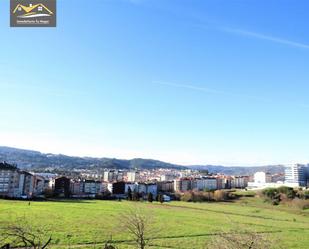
1;0;309;166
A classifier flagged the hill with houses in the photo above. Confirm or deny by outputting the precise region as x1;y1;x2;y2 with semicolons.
0;146;284;175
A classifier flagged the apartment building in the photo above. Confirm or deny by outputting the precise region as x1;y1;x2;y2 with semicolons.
103;170;117;182
157;181;174;193
0;162;34;198
285;164;308;187
174;178;192;192
231;176;249;189
137;182;158;198
127;171;140;182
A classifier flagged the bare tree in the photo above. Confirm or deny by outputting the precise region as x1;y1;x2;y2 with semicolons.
205;216;281;249
0;217;52;249
206;230;278;249
119;208;156;249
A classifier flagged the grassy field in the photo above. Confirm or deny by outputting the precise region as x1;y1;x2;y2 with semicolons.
1;197;309;249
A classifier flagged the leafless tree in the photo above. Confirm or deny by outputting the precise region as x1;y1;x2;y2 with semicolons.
119;207;156;249
205;216;281;249
206;230;278;249
0;217;52;249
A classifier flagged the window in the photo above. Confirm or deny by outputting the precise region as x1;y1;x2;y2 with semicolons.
38;6;43;11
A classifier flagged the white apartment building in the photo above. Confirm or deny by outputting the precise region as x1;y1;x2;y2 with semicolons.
127;171;140;182
103;170;116;182
285;164;308;187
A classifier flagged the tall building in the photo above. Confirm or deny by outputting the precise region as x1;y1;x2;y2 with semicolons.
0;162;34;198
285;164;308;187
127;171;140;182
103;170;116;182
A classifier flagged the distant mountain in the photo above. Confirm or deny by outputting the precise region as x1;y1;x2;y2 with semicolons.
0;146;285;175
190;165;285;175
0;146;184;170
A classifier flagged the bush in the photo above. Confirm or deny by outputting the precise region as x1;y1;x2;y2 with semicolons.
272;199;280;205
178;190;235;202
289;198;309;210
304;191;309;199
43;188;54;198
262;188;278;199
277;186;296;199
213;190;227;201
262;188;281;205
180;191;198;202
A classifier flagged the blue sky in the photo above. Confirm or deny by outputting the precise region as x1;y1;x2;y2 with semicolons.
0;0;309;166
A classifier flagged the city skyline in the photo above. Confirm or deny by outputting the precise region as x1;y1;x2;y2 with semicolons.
1;0;309;166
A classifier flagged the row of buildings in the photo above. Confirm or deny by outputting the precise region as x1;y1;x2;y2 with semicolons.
0;162;250;199
2;161;309;199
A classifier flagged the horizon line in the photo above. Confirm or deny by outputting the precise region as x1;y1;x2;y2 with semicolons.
0;145;305;168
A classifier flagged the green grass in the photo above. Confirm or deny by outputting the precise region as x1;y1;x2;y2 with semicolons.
1;197;309;248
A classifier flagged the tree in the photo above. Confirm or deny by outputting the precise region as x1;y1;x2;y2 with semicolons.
158;194;164;203
206;216;281;249
119;208;156;249
147;192;153;203
127;187;133;201
0;217;52;249
206;229;280;249
132;190;140;201
213;190;227;202
204;188;212;202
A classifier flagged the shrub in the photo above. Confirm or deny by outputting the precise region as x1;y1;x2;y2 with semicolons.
178;190;235;202
213;190;227;201
289;198;309;210
262;188;278;200
43;188;54;198
262;188;282;205
277;186;296;199
272;199;280;205
304;191;309;199
147;192;153;203
180;191;196;202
